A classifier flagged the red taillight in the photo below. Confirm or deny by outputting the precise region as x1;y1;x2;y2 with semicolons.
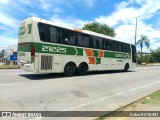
31;45;35;57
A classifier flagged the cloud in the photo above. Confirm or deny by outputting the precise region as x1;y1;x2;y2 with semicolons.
53;7;63;14
94;0;160;52
51;15;88;29
0;0;9;4
0;26;8;30
0;0;159;52
0;11;19;29
0;36;17;49
83;0;96;7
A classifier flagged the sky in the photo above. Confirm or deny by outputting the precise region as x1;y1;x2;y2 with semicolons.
0;0;160;52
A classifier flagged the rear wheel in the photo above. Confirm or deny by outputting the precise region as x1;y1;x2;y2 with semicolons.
124;64;129;72
77;63;88;75
64;63;76;76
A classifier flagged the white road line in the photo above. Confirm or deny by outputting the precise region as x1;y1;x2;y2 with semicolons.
128;81;160;92
61;81;160;111
30;81;160;120
0;73;33;76
61;91;126;111
0;83;17;87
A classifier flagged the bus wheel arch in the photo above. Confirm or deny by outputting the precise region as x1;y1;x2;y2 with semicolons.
64;62;77;76
77;62;88;75
124;63;129;72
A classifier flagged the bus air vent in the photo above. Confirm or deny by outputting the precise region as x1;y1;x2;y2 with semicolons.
41;55;53;70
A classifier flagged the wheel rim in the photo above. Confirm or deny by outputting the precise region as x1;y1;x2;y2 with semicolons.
81;66;87;73
67;66;73;73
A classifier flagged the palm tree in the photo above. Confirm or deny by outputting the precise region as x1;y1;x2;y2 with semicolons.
136;35;150;64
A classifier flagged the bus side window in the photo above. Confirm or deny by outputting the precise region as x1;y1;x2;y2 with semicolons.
56;28;62;44
115;42;118;51
40;32;45;41
83;36;90;47
62;29;76;45
90;37;93;48
77;34;83;46
69;32;76;45
64;38;70;44
121;43;125;52
104;39;112;50
38;23;50;42
99;38;103;49
115;42;122;52
50;27;57;43
93;37;99;49
125;44;131;53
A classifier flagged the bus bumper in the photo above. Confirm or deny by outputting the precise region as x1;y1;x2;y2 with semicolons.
17;61;38;73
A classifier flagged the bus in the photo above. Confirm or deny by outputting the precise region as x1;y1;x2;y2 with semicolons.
18;17;136;76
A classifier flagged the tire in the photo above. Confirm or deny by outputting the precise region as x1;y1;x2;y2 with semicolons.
64;63;76;76
124;64;129;72
77;63;88;75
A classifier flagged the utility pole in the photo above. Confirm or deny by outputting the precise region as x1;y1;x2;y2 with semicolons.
134;16;140;45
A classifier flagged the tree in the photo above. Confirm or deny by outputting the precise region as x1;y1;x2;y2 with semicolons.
150;47;160;63
136;35;150;64
82;22;116;37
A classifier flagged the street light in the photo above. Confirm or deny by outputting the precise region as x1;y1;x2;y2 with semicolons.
134;16;140;46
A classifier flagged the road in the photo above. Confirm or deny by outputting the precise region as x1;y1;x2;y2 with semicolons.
0;66;160;119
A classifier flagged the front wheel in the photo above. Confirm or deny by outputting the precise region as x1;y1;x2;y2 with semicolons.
124;64;129;72
64;63;76;76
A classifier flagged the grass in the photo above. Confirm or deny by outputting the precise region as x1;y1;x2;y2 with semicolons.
95;90;160;120
0;65;19;69
95;116;106;120
141;91;160;105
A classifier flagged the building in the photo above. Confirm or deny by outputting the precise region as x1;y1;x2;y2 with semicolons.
2;45;17;65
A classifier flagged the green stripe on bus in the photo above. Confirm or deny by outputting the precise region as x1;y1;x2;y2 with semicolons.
28;24;32;34
96;58;101;64
76;48;83;56
18;24;32;36
18;42;129;59
104;51;128;59
18;43;31;52
34;43;82;56
92;50;99;57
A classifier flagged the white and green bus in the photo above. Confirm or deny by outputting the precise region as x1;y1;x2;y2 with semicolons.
18;17;136;76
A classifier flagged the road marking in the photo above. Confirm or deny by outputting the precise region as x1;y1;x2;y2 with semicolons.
0;73;33;76
29;80;160;120
60;81;160;111
128;81;160;92
61;91;126;111
0;83;17;87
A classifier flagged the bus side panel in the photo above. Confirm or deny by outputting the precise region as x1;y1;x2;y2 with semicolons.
53;55;63;73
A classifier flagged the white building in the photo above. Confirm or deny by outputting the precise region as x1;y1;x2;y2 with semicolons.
3;45;17;64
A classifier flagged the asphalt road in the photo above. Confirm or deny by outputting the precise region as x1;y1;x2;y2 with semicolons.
0;66;160;119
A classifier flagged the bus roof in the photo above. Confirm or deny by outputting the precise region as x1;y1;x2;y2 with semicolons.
22;17;132;45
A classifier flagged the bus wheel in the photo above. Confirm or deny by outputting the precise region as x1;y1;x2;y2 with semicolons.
124;63;129;72
64;62;76;76
78;63;88;75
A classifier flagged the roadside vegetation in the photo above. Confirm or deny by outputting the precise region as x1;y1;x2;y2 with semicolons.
0;64;19;69
95;90;160;120
82;22;116;37
141;91;160;105
137;47;160;65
